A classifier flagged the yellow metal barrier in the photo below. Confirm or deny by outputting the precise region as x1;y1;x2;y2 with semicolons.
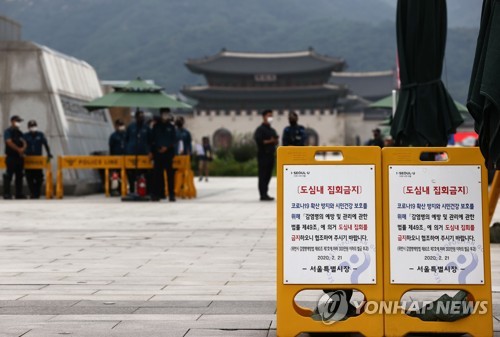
56;155;196;199
0;156;53;199
122;155;196;199
382;147;492;337
277;146;383;336
56;156;125;199
488;170;500;223
173;155;196;199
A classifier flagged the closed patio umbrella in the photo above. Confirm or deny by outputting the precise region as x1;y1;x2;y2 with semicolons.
369;94;469;115
468;0;500;169
391;0;463;147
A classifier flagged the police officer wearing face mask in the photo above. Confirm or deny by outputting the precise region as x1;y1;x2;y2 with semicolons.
3;115;27;199
150;108;177;202
109;119;126;155
175;116;192;156
254;109;279;201
125;110;151;194
24;120;52;199
282;111;306;146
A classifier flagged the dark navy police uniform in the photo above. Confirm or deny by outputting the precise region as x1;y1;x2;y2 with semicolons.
282;124;306;146
3;127;26;198
254;123;278;199
176;128;192;155
151;121;177;201
109;130;126;155
108;130;126;195
24;130;52;198
125;122;151;193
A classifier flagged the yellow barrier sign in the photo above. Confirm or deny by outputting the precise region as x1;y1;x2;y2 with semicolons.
121;155;196;199
56;155;196;199
123;156;152;170
60;156;122;169
123;156;189;170
0;156;51;169
382;147;492;336
0;156;53;199
277;146;383;336
56;156;124;199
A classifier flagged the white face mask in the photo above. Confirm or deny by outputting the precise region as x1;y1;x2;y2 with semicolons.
118;126;126;131
29;127;38;132
13;122;20;128
267;117;273;124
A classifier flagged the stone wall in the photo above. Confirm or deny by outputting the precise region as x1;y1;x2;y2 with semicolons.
0;41;113;194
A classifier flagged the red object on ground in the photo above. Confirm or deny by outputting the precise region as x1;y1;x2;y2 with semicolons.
111;171;120;191
454;132;478;144
136;175;147;197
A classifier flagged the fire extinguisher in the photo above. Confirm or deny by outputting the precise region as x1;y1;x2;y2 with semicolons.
110;171;120;192
136;174;147;197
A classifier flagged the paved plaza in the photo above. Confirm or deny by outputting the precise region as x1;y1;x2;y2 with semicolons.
0;177;498;336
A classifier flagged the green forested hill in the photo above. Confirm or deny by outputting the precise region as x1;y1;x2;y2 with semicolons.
0;0;481;102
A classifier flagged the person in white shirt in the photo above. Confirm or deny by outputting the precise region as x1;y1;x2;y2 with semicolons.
195;136;212;182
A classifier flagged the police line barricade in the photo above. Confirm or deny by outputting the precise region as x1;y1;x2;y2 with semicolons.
172;155;196;199
56;155;196;199
56;156;125;199
0;156;53;199
382;147;492;336
118;155;196;199
277;146;383;337
121;156;152;197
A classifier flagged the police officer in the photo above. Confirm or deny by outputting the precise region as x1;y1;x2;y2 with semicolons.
175;116;192;155
282;111;306;146
24;120;52;199
3;115;27;199
125;110;151;194
254;109;278;201
108;119;126;196
109;119;126;155
367;128;384;148
150;108;177;202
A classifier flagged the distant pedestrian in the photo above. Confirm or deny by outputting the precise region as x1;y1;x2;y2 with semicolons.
3;115;27;199
195;136;213;182
150;109;177;201
367;128;384;147
24;120;52;199
282;111;306;146
125;110;151;194
109;119;126;155
254;109;278;201
175;116;192;155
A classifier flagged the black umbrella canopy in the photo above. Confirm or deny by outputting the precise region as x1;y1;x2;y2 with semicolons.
468;0;500;169
391;0;463;147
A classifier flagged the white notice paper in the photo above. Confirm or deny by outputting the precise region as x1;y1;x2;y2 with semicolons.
283;165;376;284
389;165;484;284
